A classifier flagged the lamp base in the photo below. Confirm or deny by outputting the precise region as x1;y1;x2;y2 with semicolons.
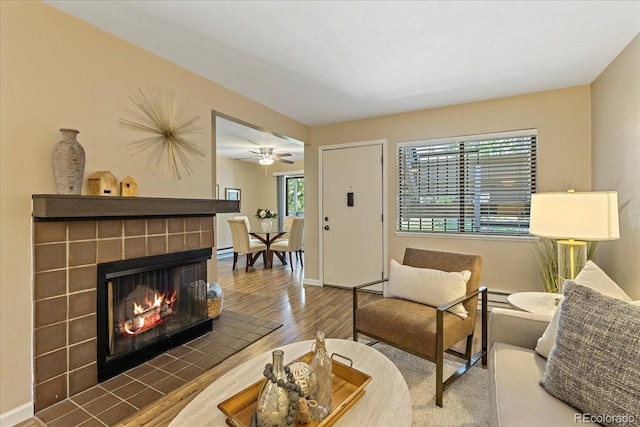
557;239;587;292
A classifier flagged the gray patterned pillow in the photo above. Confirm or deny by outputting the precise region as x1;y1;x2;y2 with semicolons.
540;281;640;427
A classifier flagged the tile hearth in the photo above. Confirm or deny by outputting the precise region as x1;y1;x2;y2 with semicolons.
32;311;281;427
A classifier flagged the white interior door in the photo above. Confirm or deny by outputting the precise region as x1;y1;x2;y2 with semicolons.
322;143;384;287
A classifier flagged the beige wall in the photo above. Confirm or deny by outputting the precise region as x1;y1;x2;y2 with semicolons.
591;34;640;299
0;1;308;416
2;0;635;420
306;86;593;291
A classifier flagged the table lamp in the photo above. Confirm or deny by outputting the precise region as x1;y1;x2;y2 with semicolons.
530;190;620;291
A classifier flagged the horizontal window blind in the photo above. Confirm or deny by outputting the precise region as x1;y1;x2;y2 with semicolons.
397;130;537;236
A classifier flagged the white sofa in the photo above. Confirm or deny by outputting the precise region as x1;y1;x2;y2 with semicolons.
488;308;598;426
488;260;640;427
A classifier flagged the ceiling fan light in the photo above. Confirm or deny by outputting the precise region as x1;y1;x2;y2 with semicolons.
259;157;274;166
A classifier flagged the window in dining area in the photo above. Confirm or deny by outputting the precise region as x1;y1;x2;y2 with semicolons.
286;176;305;217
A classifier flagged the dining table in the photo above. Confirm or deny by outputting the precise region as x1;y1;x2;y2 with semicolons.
249;229;287;268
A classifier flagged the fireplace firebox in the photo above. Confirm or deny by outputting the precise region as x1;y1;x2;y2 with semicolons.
97;248;213;381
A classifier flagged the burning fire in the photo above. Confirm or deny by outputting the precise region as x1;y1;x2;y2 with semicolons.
120;290;177;335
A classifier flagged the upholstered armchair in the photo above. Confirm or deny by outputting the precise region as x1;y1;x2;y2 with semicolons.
352;248;487;407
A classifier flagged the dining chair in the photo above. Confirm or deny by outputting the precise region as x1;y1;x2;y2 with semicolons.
227;218;267;272
283;215;295;231
269;217;304;268
232;215;260;243
272;215;296;244
232;215;251;231
352;248;487;407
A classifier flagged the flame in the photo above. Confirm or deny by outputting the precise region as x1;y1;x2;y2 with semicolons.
133;292;165;314
133;301;144;314
153;293;163;307
123;317;144;334
122;291;176;336
166;290;177;305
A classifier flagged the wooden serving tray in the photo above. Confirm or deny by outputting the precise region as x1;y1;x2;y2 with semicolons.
218;351;372;427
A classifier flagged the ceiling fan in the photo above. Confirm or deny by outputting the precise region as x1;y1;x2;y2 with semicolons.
248;147;294;165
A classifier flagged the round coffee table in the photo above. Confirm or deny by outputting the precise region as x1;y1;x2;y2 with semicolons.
169;338;412;426
507;292;560;317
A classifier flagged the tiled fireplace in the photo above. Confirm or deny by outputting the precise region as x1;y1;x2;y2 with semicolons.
96;247;213;382
31;195;237;412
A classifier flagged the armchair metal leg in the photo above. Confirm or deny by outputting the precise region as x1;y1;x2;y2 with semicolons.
482;287;488;366
436;309;444;407
436;286;489;407
352;287;358;342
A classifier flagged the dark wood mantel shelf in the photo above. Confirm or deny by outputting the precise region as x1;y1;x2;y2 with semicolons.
32;194;240;220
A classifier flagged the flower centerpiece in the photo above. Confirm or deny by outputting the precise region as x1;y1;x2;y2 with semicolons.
255;209;277;232
255;209;278;221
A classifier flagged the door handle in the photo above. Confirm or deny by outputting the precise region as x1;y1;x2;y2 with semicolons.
324;225;330;230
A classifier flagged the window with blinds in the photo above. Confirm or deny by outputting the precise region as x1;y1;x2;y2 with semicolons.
397;130;537;236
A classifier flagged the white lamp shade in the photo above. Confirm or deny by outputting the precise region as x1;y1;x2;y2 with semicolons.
530;191;620;240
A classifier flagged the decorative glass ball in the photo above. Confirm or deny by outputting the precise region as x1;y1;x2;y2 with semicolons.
288;361;311;396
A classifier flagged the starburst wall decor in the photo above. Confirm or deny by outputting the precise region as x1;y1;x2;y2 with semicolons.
119;88;204;180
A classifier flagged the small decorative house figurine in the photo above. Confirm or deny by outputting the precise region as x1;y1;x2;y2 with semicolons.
120;176;138;197
87;171;117;196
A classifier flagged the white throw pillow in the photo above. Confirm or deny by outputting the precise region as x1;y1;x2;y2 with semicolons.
534;261;631;358
534;296;564;358
384;259;470;319
572;260;631;301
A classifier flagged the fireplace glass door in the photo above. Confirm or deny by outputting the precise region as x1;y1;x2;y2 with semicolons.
97;248;213;381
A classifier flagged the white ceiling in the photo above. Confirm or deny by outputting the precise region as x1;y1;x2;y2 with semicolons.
46;1;639;139
215;116;304;164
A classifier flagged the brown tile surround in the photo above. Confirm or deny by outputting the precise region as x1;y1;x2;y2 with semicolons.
33;216;215;412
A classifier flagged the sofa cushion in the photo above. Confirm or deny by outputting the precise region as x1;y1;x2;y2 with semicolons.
385;259;470;318
535;260;632;358
540;282;640;426
490;342;597;426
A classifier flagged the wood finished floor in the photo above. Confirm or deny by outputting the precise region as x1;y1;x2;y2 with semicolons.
20;252;484;426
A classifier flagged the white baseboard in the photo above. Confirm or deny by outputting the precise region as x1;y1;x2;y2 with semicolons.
486;288;512;310
1;402;33;427
216;248;233;257
303;278;322;287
